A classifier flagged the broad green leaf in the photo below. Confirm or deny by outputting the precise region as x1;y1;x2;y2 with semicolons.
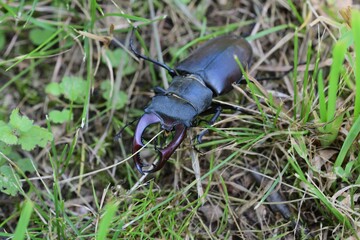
100;81;127;110
102;49;136;75
60;76;87;102
49;109;73;123
100;80;112;98
45;82;62;96
9;108;33;132
18;126;53;151
0;142;12;165
0;121;17;145
29;28;56;46
16;158;36;173
110;91;127;110
0;165;21;196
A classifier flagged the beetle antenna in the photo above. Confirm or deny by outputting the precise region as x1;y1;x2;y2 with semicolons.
130;27;178;77
114;118;139;141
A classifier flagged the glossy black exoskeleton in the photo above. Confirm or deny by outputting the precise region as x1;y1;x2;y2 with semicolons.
132;35;252;174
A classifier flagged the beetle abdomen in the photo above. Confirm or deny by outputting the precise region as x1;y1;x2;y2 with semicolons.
175;35;252;96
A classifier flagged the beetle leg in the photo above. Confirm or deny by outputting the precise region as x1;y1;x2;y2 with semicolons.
250;167;311;237
197;105;222;143
114;118;139;141
196;101;260;143
153;86;167;95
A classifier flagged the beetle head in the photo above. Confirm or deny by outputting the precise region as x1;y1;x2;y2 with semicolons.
133;112;187;174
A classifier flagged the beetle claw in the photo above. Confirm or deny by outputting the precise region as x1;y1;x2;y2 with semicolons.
135;162;145;175
133;113;187;174
196;129;209;144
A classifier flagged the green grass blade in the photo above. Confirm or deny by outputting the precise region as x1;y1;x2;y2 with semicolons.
6;28;63;71
287;0;303;23
235;56;267;121
293;29;299;119
334;113;360;168
13;200;34;240
0;2;17;17
352;10;360;119
327;40;347;122
245;24;289;41
97;202;118;240
23;0;38;27
317;70;327;122
122;150;239;230
285;145;352;230
301;41;312;122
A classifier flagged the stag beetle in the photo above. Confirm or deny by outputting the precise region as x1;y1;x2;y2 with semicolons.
131;34;252;174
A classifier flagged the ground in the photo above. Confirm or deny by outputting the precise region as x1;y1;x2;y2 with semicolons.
0;1;359;239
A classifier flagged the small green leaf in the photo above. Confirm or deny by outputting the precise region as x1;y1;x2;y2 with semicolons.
16;158;36;173
334;161;354;183
9;108;33;132
339;25;353;47
100;81;127;110
108;91;127;110
49;109;73;123
0;121;18;145
102;49;136;75
45;82;62;96
102;48;122;67
60;76;87;102
100;80;112;98
29;28;56;46
319;113;344;146
0;165;21;196
0;142;12;156
0;142;12;165
18;126;53;151
334;167;346;178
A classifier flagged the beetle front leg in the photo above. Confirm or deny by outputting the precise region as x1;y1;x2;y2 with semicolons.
196;100;258;143
197;105;222;143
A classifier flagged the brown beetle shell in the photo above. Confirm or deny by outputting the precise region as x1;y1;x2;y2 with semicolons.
175;35;252;96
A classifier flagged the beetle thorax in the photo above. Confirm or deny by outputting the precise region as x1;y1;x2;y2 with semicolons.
145;74;213;128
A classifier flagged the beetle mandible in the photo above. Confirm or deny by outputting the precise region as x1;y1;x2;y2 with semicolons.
132;34;252;174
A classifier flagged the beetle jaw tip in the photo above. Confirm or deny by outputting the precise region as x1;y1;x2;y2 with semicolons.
132;113;187;174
